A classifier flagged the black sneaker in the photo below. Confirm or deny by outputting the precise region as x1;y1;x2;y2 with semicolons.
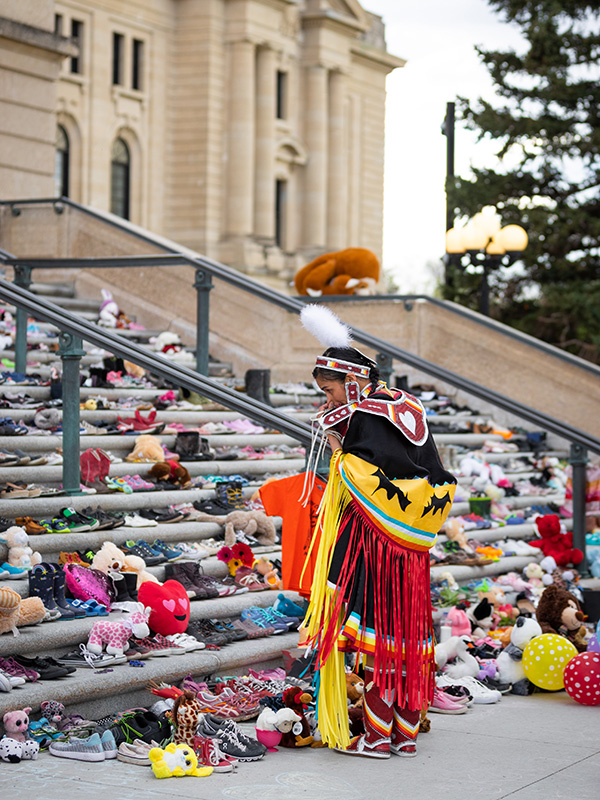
99;710;171;746
81;506;119;531
59;507;100;532
13;654;72;679
188;620;228;647
200;715;265;761
138;508;185;524
192;498;230;515
57;644;125;669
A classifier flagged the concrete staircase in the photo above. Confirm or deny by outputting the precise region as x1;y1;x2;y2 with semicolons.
0;281;568;721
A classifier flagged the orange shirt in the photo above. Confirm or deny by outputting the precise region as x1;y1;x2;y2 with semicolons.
260;473;326;598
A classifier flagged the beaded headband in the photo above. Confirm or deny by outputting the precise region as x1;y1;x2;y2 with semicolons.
314;356;371;379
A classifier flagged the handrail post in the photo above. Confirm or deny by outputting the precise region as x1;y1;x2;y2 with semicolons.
59;332;85;495
194;268;213;376
376;351;393;386
13;265;32;375
570;442;589;575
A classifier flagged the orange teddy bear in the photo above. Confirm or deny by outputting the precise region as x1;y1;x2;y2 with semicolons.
294;248;380;296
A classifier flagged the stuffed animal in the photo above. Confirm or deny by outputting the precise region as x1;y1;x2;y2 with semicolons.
256;707;301;733
91;541;158;589
0;586;45;635
535;584;587;652
446;604;471;637
125;434;166;463
294;247;380;296
477;584;507;610
87;603;151;657
98;289;120;327
279;687;314;747
172;691;205;747
530;514;584;567
466;597;494;639
539;555;577;590
138;580;191;636
524;562;544;588
3;708;33;742
444;518;474;554
40;700;65;725
1;708;40;763
254;557;282;589
149;742;212;778
345;672;364;708
442;636;480;679
496;616;543;694
195;509;277;547
0;526;42;569
148;461;191;488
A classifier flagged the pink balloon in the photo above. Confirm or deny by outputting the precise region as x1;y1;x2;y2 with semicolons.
587;635;600;653
564;652;600;706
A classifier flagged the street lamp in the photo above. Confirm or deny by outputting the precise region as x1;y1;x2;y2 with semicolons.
445;207;528;316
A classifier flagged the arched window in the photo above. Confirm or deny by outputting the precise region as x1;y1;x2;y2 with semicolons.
110;138;130;219
54;125;69;198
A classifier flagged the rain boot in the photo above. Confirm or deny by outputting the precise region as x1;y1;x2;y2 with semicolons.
49;563;78;618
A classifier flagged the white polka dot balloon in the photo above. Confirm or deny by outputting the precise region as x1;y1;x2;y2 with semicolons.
522;633;578;691
563;652;600;706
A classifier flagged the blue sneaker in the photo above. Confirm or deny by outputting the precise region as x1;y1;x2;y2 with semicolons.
241;607;287;635
100;729;118;759
151;539;183;562
49;732;105;762
0;562;29;579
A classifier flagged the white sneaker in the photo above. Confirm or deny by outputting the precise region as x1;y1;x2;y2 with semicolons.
176;542;210;560
165;632;205;651
437;675;501;704
124;514;157;528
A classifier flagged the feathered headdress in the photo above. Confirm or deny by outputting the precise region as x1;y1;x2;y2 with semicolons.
300;305;352;349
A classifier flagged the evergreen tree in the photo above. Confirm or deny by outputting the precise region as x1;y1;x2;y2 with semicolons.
447;0;600;363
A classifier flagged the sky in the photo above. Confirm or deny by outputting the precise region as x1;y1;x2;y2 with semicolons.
364;0;525;292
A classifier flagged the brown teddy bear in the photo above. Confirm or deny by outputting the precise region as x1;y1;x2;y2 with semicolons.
294;247;380;296
147;461;191;488
535;584;587;652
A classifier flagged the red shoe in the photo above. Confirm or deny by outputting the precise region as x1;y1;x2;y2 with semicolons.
390;741;417;757
334;735;390;759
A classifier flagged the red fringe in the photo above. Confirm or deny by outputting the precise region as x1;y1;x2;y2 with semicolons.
317;501;434;711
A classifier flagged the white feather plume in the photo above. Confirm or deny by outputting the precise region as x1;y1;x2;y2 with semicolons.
300;305;352;349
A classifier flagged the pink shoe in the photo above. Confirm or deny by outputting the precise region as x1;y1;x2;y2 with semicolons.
430;689;468;714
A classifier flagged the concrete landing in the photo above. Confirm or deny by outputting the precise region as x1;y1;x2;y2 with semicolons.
5;693;597;800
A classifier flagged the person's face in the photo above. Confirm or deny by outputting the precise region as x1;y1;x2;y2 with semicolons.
316;373;367;408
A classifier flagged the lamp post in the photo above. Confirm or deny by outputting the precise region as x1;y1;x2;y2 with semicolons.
445;207;528;316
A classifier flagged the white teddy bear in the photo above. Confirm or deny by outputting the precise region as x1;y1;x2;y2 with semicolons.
0;527;42;569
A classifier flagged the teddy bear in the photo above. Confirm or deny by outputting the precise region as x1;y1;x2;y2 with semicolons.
148;460;191;488
0;586;46;635
279;687;314;747
345;672;365;737
125;434;167;463
496;615;543;694
91;541;158;590
194;509;277;547
530;514;584;567
535;584;588;652
1;708;40;762
0;526;42;569
294;247;380;296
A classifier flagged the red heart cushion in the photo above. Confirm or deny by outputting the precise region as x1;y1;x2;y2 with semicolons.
138;579;190;635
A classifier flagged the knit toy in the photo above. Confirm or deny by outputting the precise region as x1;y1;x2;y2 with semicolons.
530;514;584;567
87;604;150;657
0;526;42;569
149;742;212;778
279;687;314;747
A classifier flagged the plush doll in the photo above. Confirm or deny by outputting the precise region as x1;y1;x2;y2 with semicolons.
477;584;507;610
91;541;158;589
87;603;151;657
172;692;205;747
125;434;166;463
345;672;364;708
195;509;277;547
444;518;474;555
98;289;120;327
149;742;212;778
148;460;191;488
138;580;191;636
256;707;301;734
446;604;471;637
254;557;282;589
0;587;45;635
40;700;65;725
279;687;314;747
535;584;588;652
0;526;42;569
530;514;584;567
1;709;39;762
524;562;544;588
496;616;543;694
294;247;380;296
467;597;494;639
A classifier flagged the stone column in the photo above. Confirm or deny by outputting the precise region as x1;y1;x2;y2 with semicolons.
303;64;328;248
327;70;347;249
254;46;276;240
226;40;256;237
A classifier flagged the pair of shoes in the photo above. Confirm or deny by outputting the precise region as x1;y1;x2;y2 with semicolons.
188;620;228;647
137;508;185;524
193;735;235;772
0;562;29;580
199;714;266;761
49;730;117;761
0;667;26;688
11;654;74;679
117;738;158;766
193;481;246;515
429;688;469;714
335;735;390;759
436;675;501;704
101;710;171;747
29;563;81;620
59;507;100;532
122;540;164;565
57;643;126;669
14;516;46;534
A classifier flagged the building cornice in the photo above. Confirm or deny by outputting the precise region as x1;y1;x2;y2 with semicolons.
0;16;77;57
301;10;368;36
350;42;406;73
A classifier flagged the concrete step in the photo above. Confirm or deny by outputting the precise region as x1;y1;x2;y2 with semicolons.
0;629;301;720
430;554;541;583
0;407;311;424
31;282;76;298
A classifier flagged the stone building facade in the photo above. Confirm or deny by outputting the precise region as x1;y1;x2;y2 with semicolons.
1;0;403;290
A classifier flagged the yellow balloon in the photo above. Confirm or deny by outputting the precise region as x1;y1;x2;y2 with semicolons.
522;633;578;691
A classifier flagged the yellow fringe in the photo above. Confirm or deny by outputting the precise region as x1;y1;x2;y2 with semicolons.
301;450;352;749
